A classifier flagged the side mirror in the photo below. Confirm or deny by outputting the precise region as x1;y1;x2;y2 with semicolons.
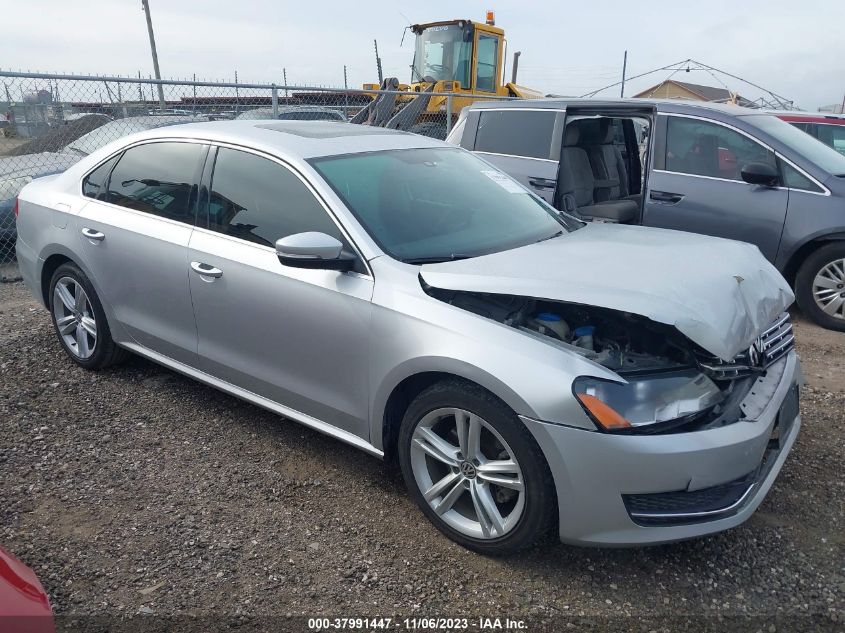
275;232;356;271
740;162;779;187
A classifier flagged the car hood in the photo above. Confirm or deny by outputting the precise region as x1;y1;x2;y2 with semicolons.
420;223;794;361
0;151;80;183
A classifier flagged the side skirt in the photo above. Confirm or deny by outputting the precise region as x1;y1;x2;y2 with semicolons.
120;342;384;459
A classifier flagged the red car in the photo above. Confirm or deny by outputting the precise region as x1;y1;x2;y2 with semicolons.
777;112;845;156
0;546;54;633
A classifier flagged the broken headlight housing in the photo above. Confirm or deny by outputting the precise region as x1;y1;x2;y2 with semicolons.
573;370;724;434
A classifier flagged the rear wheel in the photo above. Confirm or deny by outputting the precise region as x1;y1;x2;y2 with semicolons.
795;243;845;331
48;262;129;369
398;379;556;555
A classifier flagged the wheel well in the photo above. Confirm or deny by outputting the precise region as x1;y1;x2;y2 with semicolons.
782;235;845;287
381;371;468;463
40;254;71;306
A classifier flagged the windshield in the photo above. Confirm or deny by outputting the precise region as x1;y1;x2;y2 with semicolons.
745;114;845;176
311;147;580;263
413;24;472;87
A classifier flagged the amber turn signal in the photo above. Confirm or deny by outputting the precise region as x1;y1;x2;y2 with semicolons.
576;393;632;430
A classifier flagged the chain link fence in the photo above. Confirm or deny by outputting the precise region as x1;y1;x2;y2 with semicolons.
0;70;512;278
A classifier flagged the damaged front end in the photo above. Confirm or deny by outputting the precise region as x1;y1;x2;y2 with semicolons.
424;285;793;435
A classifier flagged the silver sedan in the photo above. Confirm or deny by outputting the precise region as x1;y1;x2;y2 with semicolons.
15;121;801;554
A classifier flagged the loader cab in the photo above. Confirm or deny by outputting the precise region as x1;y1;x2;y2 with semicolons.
411;20;506;95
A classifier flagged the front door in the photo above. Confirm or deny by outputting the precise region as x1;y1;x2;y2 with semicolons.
187;146;373;437
76;140;207;364
644;114;788;262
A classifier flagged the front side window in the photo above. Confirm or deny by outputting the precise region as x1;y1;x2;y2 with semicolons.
413;24;472;87
780;160;823;193
474;110;556;159
311;147;580;263
665;117;777;182
104;142;205;223
205;147;343;247
475;34;499;92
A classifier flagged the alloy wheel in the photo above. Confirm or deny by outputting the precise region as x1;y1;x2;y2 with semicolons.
409;407;525;540
812;257;845;320
52;277;97;359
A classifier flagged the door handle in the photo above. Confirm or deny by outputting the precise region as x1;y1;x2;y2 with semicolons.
190;261;223;278
81;227;105;242
649;190;684;204
528;177;557;190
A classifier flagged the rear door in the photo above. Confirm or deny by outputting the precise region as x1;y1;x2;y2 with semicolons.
644;114;788;261
76;140;207;364
470;108;563;203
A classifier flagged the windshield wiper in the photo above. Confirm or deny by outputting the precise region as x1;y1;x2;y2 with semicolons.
402;254;473;265
535;230;564;243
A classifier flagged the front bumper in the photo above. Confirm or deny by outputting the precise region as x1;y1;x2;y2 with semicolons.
522;350;802;546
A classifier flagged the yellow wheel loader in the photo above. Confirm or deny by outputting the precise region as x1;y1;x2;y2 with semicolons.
351;12;541;138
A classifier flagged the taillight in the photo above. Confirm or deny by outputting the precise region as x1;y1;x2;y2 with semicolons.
13;198;19;219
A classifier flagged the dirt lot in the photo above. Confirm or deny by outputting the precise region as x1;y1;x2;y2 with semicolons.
1;281;843;632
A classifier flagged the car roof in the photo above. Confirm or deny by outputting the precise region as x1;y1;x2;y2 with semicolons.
123;120;444;159
465;97;770;117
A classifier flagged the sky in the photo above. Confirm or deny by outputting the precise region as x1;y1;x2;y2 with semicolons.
2;0;843;110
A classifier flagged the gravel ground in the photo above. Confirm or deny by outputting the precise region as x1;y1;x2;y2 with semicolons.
1;281;843;632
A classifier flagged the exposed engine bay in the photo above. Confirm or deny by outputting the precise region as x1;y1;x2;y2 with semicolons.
423;286;764;433
425;287;696;374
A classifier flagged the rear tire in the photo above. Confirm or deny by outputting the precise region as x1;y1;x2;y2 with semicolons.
398;379;556;555
795;243;845;331
48;262;130;369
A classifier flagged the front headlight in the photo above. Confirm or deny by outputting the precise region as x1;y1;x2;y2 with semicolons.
573;370;724;433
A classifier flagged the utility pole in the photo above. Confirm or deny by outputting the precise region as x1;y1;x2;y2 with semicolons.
374;40;384;84
343;65;349;119
620;50;628;98
140;0;166;112
283;68;288;98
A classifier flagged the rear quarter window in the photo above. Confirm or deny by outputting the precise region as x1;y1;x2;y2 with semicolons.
474;110;557;160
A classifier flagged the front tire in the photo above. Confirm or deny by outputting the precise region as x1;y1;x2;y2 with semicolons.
398;379;556;555
48;262;129;369
795;243;845;331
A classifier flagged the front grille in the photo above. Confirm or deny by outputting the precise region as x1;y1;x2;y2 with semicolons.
697;313;794;380
623;471;757;526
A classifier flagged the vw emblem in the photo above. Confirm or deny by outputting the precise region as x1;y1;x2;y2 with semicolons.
459;461;477;479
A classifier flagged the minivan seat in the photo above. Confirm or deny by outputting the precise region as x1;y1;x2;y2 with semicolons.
557;125;637;223
583;119;642;207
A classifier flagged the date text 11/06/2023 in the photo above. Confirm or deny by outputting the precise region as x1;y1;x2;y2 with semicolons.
308;617;528;630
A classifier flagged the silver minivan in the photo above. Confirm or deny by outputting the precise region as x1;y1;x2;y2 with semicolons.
448;98;845;331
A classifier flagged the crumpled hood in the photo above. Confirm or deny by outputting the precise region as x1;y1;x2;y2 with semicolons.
420;223;793;361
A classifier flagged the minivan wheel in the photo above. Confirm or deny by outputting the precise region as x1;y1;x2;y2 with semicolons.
398;379;556;555
795;243;845;332
48;263;129;369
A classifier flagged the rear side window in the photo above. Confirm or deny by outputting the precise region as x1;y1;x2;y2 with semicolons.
204;147;343;247
474;110;556;160
665;117;777;182
82;154;120;199
104;142;205;223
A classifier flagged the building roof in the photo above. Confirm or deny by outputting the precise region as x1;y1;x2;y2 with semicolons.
633;80;755;107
